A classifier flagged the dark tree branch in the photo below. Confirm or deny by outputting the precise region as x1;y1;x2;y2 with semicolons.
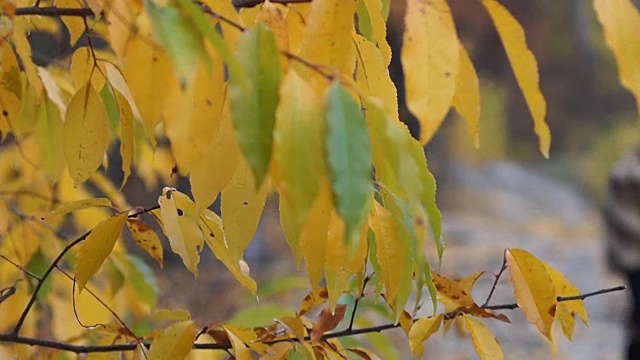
11;205;160;335
482;251;508;307
0;285;625;354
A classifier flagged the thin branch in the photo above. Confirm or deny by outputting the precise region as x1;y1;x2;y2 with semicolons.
348;275;371;332
0;286;625;353
482;252;508;307
11;205;160;335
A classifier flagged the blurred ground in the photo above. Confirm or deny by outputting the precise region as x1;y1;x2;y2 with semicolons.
426;161;627;359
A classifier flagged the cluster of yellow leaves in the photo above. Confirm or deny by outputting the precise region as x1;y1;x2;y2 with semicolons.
407;249;588;360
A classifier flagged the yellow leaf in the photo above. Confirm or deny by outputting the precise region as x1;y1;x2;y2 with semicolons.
190;101;241;211
298;0;357;90
45;197;113;218
299;179;332;292
402;0;458;144
200;209;257;294
158;187;204;277
126;218;163;268
36;98;65;182
71;46;106;90
224;326;252;360
105;62;141;120
113;90;134;188
452;42;480;148
58;0;85;45
256;1;289;54
12;18;42;95
354;35;398;121
594;0;640;119
368;201;411;308
63;81;110;186
363;0;391;66
74;212;128;292
221;157;269;261
148;320;196;360
164;58;224;175
408;314;442;357
0;41;21;139
505;248;556;340
324;211;368;308
273;70;324;260
545;264;588;339
106;0;141;62
481;0;551;158
463;315;504;360
124;13;172;146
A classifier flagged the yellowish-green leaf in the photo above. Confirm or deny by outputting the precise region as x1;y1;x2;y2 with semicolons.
298;179;333;293
505;248;556;340
200;209;257;295
326;82;373;247
354;35;398;120
221;158;269;261
273;70;324;261
409;314;442;357
113;90;134;188
363;0;391;66
158;188;204;277
148;320;196;360
126;218;163;268
190;102;241;211
402;0;458;144
0;41;21;140
545;264;588;339
298;0;357;91
75;212;128;292
105;63;141;121
368;201;411;309
452;42;480;148
63;81;109;186
36;98;65;182
481;0;551;158
46;198;113;218
229;23;282;186
144;0;208;84
464;315;504;360
594;0;640;118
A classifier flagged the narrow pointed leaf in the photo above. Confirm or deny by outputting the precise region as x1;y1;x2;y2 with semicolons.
464;315;504;360
452;43;481;148
229;23;282;186
594;0;640;118
126;219;163;268
402;0;459;144
75;212;128;292
481;0;551;157
326;82;373;247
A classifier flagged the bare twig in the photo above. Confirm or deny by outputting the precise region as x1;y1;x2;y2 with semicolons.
348;275;371;332
482;252;508;307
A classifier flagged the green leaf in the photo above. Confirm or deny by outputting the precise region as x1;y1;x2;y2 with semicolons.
357;0;375;43
128;254;158;308
144;0;208;85
228;23;282;186
326;82;373;248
